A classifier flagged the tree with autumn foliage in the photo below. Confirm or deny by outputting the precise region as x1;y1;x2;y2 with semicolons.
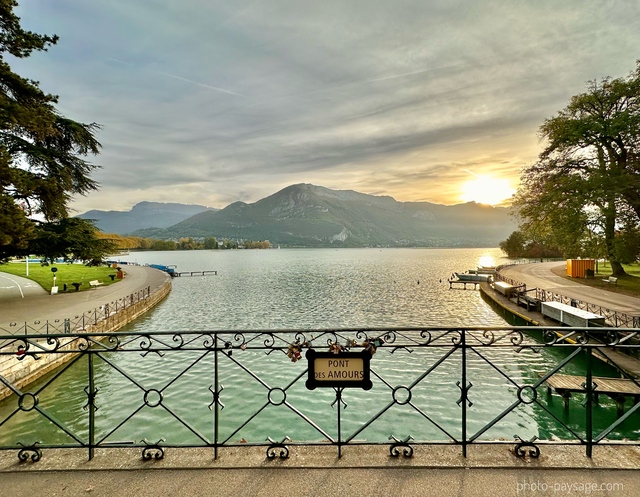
513;62;640;276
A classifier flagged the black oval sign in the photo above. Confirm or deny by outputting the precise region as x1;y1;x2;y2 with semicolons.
51;267;58;273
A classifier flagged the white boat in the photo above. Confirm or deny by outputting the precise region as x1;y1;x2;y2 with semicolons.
467;267;496;275
454;272;493;282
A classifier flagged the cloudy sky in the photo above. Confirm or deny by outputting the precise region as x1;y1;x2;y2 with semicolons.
13;0;640;212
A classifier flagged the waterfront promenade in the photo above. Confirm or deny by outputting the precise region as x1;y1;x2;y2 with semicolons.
0;265;170;329
499;261;639;315
1;261;639;496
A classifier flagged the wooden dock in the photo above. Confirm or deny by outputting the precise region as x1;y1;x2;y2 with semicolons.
542;373;640;414
449;279;479;290
171;270;218;277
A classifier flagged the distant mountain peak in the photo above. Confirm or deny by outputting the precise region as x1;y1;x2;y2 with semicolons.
76;201;217;234
130;183;516;247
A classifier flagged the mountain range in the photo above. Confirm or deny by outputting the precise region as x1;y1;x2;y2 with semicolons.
77;201;215;234
117;184;517;247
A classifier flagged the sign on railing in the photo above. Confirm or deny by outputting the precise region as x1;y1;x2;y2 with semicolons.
306;349;372;390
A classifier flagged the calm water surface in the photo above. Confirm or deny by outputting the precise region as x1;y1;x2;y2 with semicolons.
1;248;637;447
121;247;507;330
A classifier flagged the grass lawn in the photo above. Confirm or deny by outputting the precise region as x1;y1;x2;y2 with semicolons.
551;261;640;298
0;262;121;292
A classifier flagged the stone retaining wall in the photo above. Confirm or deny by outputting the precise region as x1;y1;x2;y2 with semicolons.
0;279;171;402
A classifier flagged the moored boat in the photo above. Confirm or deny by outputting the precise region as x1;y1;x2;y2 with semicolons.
454;272;493;282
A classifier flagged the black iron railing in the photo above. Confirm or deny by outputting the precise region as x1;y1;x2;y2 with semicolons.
1;327;639;463
0;286;152;336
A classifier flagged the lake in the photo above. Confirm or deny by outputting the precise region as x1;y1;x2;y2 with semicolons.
118;247;509;331
1;248;637;448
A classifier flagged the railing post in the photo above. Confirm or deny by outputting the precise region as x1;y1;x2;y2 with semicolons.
88;348;96;461
214;335;219;460
585;345;593;458
461;330;468;458
336;387;343;458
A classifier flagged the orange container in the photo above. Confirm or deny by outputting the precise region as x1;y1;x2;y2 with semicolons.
566;259;595;278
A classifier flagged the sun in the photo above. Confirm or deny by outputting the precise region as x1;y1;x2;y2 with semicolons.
460;176;515;206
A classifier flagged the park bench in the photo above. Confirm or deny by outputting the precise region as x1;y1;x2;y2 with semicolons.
89;280;104;289
602;276;618;285
516;291;541;312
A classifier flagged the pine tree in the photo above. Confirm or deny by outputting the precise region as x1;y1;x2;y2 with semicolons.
0;0;101;261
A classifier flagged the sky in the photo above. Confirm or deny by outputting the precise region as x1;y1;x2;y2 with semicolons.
12;0;640;213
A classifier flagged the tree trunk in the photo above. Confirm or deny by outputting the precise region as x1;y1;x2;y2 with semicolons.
609;260;627;277
603;203;628;277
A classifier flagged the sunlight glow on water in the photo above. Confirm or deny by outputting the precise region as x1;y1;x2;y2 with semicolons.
478;254;496;268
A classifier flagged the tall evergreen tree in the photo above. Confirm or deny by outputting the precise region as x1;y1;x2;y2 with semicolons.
0;0;101;261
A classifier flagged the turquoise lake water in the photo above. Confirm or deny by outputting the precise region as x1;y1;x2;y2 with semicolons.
1;248;637;447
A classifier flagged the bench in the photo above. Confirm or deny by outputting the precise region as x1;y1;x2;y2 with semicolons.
516;292;541;312
602;276;618;285
89;280;104;288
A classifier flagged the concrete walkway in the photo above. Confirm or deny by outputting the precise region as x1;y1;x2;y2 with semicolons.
500;262;639;315
0;265;170;330
0;466;636;497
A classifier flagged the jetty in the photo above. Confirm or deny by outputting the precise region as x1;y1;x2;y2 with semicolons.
171;270;218;277
147;264;217;277
448;266;498;290
448;279;480;290
542;373;640;414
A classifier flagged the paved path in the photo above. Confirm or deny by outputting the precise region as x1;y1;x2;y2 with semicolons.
0;265;170;330
500;262;639;315
0;272;47;299
0;466;637;497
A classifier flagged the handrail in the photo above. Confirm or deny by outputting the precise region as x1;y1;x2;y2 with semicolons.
1;327;639;463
